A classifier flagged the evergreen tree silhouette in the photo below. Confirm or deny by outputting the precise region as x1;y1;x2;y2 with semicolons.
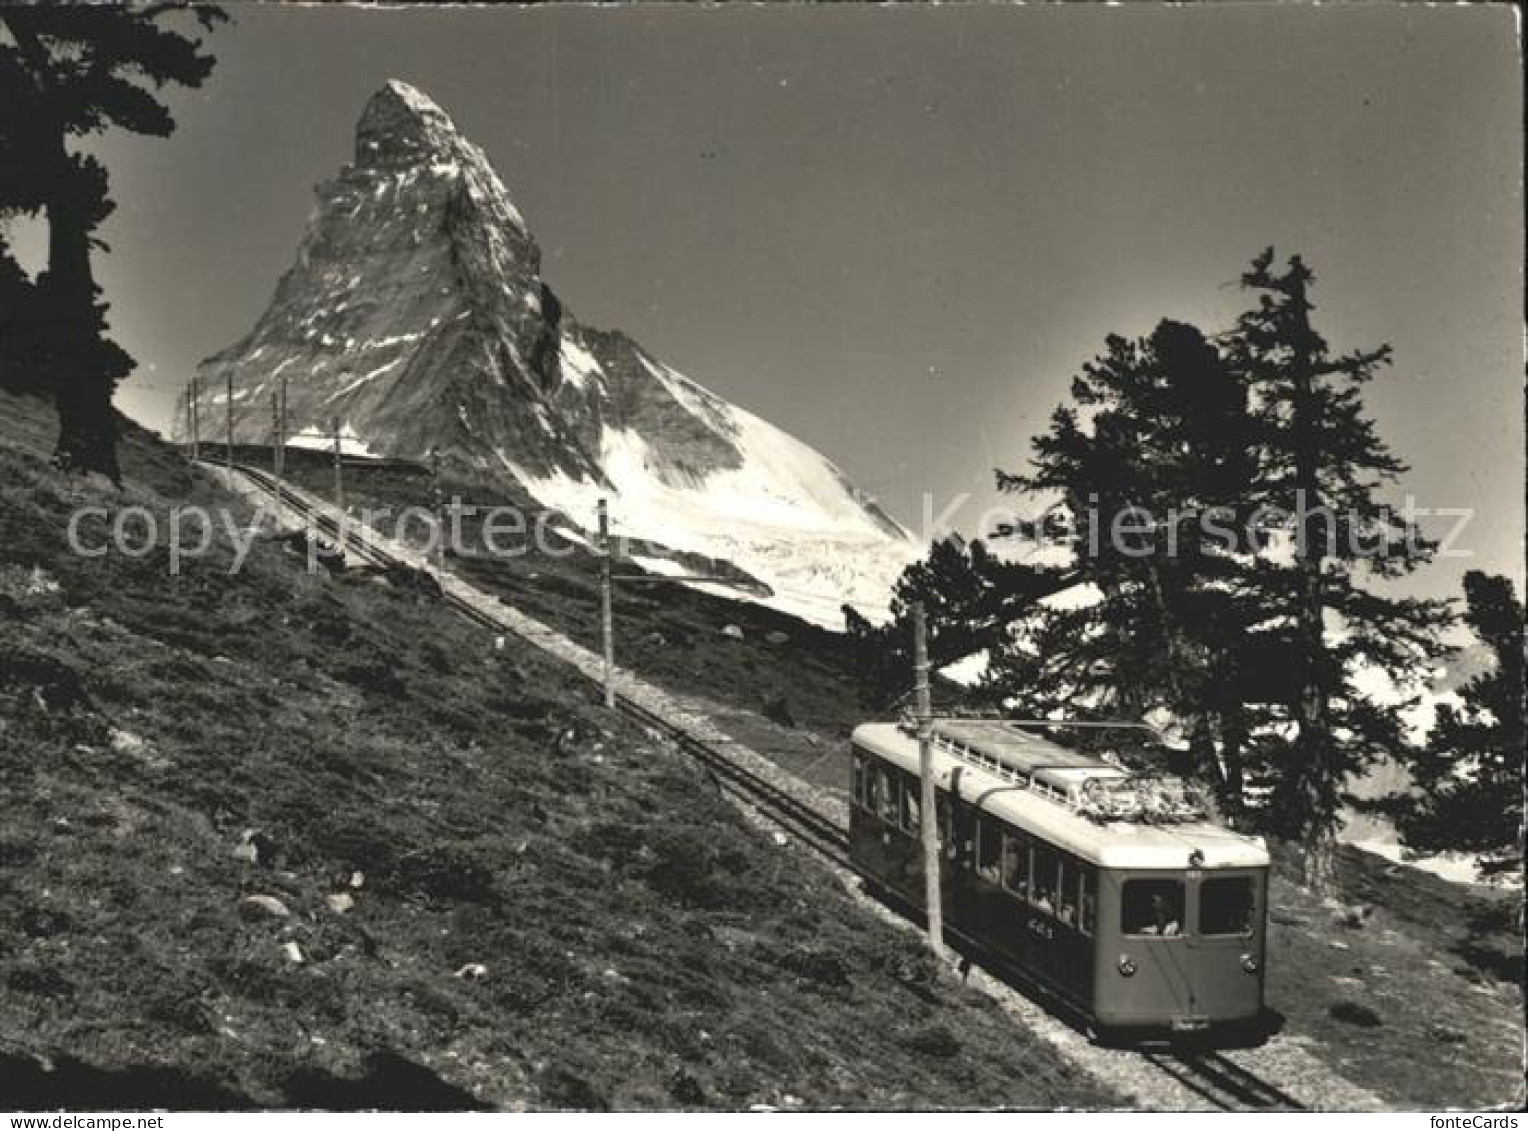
1385;571;1523;879
0;5;225;482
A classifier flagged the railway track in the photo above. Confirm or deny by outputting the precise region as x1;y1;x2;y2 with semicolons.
229;463;1309;1111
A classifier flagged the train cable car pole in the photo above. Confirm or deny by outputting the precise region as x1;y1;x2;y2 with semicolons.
224;370;234;476
270;392;281;485
187;377;200;461
276;372;288;481
330;415;344;514
912;602;945;957
430;449;446;576
598;497;615;709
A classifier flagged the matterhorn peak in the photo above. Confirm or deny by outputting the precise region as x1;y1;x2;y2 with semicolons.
193;81;916;628
355;78;461;167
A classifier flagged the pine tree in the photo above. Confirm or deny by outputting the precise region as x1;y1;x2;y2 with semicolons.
0;5;224;482
1226;249;1453;891
845;535;1072;709
1387;571;1524;878
991;319;1262;803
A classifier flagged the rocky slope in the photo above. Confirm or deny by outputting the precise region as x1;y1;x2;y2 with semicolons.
187;80;917;627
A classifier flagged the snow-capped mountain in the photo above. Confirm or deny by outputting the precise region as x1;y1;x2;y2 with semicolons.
187;80;918;625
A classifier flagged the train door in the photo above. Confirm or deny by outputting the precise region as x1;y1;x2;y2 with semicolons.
1185;870;1265;1024
1098;872;1202;1027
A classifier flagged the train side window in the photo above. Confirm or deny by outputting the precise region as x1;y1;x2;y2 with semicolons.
852;752;867;809
1056;857;1079;927
1122;879;1185;937
1001;832;1028;896
976;816;1002;882
1200;876;1255;937
878;766;901;824
935;793;957;858
1031;845;1062;916
901;775;921;833
1079;867;1097;936
864;761;881;815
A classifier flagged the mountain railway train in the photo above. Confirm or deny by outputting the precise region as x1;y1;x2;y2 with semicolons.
849;719;1270;1042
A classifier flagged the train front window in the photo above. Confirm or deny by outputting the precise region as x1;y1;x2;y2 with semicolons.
852;752;868;809
1200;876;1255;937
1122;879;1185;937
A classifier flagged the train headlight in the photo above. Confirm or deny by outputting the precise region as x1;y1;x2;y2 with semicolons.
1240;953;1260;975
1117;954;1137;977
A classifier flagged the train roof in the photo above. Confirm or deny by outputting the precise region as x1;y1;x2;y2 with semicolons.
851;722;1270;870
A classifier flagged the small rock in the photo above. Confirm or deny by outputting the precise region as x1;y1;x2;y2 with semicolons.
349;871;364;889
455;963;488;980
1327;939;1350;950
231;842;260;865
326;892;355;914
1429;1023;1468;1045
1334;903;1373;930
771;831;788;847
240;894;292;921
281;941;304;964
109;729;146;755
720;624;744;641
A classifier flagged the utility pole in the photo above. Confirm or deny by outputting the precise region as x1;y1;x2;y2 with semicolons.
270;392;281;482
187;377;200;461
430;449;446;575
598;497;615;709
279;374;288;478
331;415;344;513
913;602;945;957
224;370;234;475
275;372;288;480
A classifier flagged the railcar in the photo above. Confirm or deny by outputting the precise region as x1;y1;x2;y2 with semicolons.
848;719;1269;1041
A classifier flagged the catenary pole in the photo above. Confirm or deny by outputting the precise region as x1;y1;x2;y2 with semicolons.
599;497;614;709
331;415;344;513
913;602;945;956
224;370;234;474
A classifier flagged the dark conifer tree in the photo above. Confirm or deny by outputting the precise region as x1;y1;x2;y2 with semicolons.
1386;571;1524;878
991;319;1262;804
1226;249;1452;890
845;535;1072;709
0;5;224;482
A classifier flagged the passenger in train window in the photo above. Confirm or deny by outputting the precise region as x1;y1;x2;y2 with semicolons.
864;763;881;814
1058;901;1077;926
1079;873;1097;935
1001;835;1028;894
1153;893;1181;936
976;818;1002;881
1031;847;1062;913
879;768;901;824
1122;879;1185;937
901;786;920;832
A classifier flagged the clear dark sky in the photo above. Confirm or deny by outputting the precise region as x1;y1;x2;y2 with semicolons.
9;4;1522;600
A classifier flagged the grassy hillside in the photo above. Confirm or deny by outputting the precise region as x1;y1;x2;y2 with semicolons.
0;391;1122;1110
254;446;1525;1110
